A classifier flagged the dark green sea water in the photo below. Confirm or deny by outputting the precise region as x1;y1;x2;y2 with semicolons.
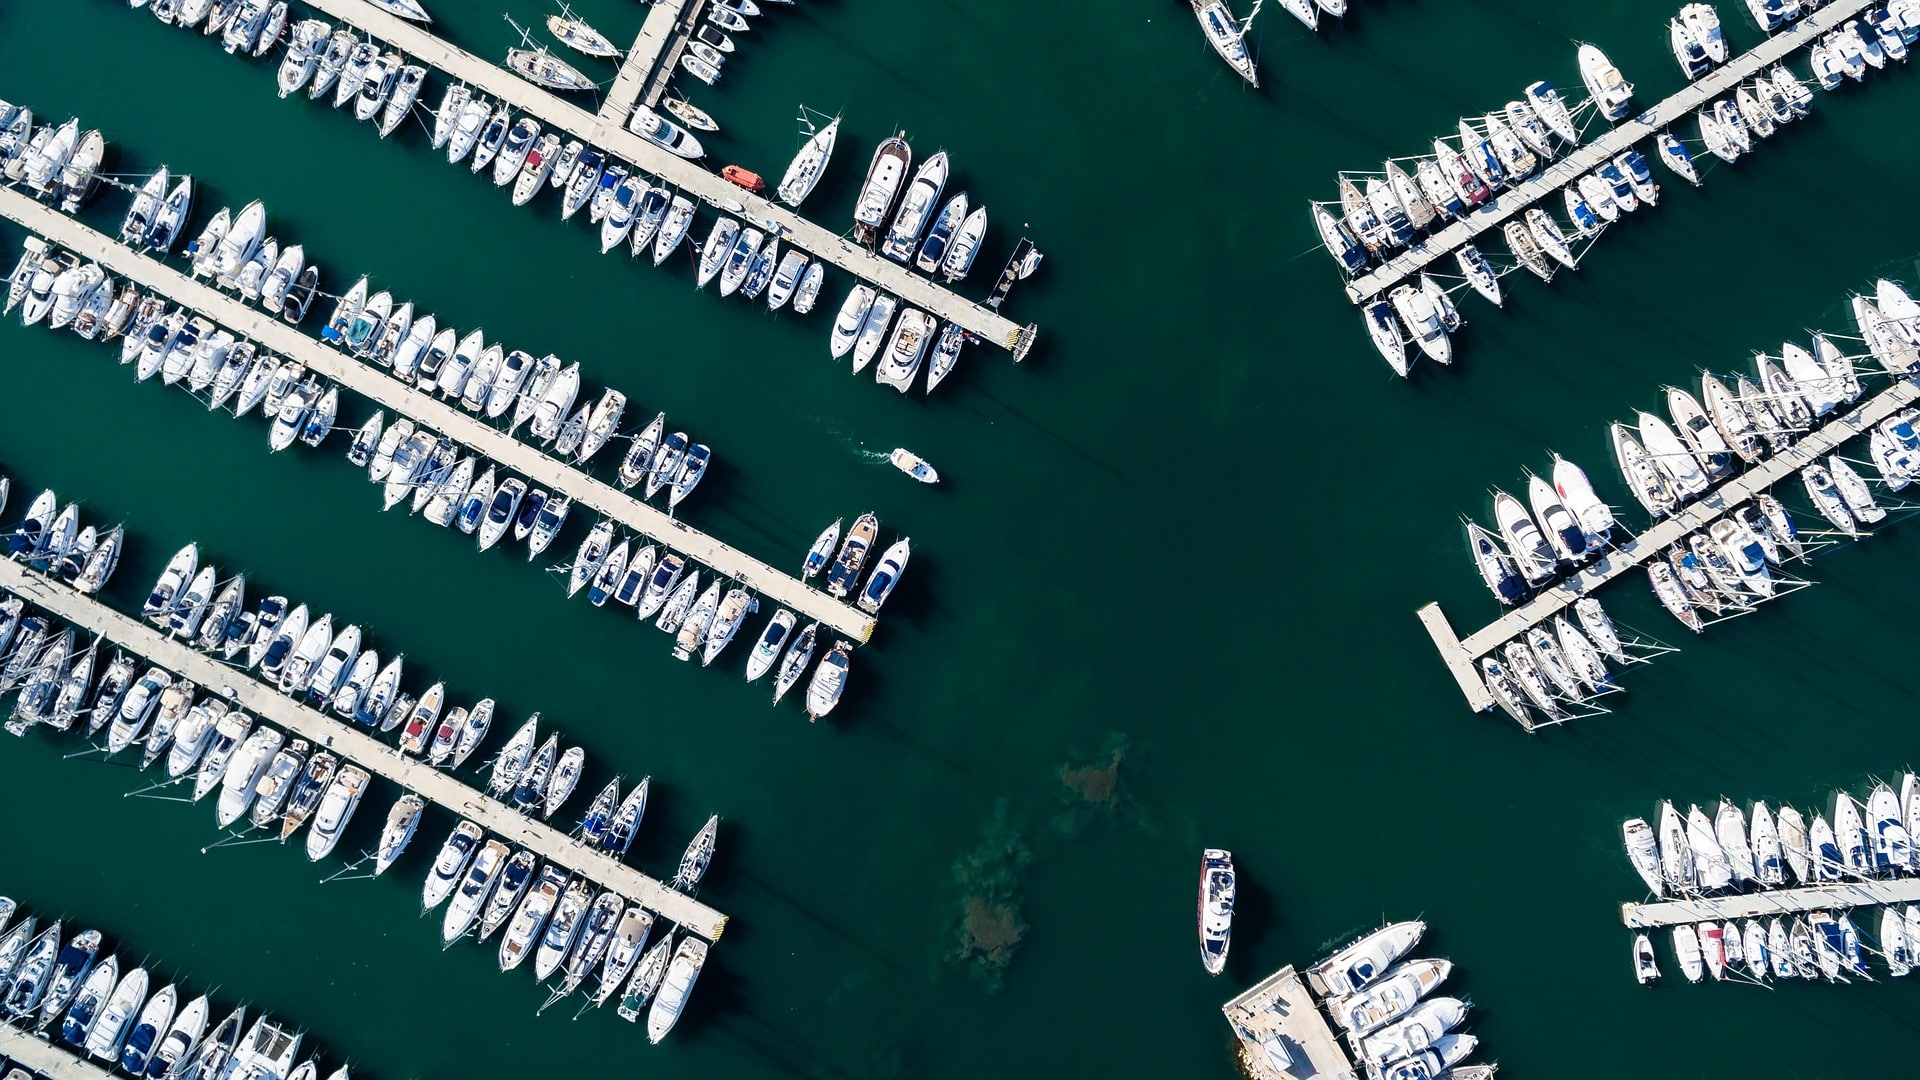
2;1;1919;1077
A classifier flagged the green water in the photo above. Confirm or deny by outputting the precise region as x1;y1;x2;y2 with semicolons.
2;1;1920;1077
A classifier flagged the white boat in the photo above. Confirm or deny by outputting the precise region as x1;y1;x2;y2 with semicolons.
547;11;617;57
645;937;708;1044
1828;455;1885;525
806;641;852;720
1196;848;1235;976
777;116;839;206
1190;0;1259;85
880;152;949;263
1578;43;1635;121
507;47;595;92
627;107;703;160
304;764;370;861
874;309;936;390
852;134;911;244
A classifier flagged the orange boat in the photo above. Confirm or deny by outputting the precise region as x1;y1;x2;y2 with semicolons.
721;165;765;192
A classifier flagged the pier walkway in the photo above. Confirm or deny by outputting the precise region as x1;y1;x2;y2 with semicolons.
1342;0;1877;305
0;558;730;942
1419;375;1920;714
0;1026;115;1080
1622;878;1920;928
0;184;876;643
300;0;1036;358
596;0;700;122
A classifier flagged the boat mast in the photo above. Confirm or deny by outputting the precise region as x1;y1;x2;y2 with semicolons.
1241;0;1264;32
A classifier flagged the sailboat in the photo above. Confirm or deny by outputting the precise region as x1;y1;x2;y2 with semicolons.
1190;0;1261;87
504;16;597;92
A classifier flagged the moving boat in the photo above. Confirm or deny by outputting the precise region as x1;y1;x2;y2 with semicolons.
1197;848;1235;975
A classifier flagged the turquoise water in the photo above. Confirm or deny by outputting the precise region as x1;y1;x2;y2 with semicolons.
1;1;1919;1078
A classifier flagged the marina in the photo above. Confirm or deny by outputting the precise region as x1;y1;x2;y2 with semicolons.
597;0;704;120
0;555;730;943
1340;0;1881;305
1622;866;1920;927
1419;372;1920;718
1222;921;1495;1080
1;1025;117;1080
276;0;1038;359
0;182;877;644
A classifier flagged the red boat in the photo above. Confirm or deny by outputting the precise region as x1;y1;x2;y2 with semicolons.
721;165;765;192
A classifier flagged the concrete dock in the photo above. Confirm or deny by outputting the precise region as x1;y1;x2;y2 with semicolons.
596;0;701;122
1419;374;1920;715
0;557;729;942
1341;0;1877;305
0;1026;116;1080
1622;877;1920;929
1223;967;1360;1080
0;184;877;643
1223;965;1495;1080
297;0;1037;359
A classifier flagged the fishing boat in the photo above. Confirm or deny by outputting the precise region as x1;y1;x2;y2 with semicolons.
1197;848;1235;975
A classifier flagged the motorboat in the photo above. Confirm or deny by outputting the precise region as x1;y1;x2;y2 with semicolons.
1828;455;1885;526
1196;849;1235;976
304;764;369;861
852;134;911;244
1666;386;1735;479
806;642;852;720
1579;43;1635;121
1637;412;1709;499
1491;489;1554;585
881;151;950;262
627;107;704;160
645;937;708;1044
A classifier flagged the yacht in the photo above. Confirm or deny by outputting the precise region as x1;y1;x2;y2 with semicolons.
1828;456;1885;525
851;295;899;373
852;134;911;244
881;152;950;262
806;642;852;720
645;937;708;1044
1637;412;1709;499
304;764;370;861
534;880;594;980
777;116;840;206
1491;489;1554;584
507;47;596;92
1579;43;1635;121
1550;455;1615;542
1526;474;1585;562
1191;0;1259;84
249;741;310;829
1387;284;1449;366
499;865;566;971
1666;386;1734;479
875;308;937;390
1657;133;1700;186
444;840;509;945
857;539;911;614
83;965;147;1061
627;107;704;159
1465;521;1525;606
1197;849;1235;975
215;726;285;828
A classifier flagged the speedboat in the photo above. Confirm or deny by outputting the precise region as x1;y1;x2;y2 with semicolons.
1578;43;1635;121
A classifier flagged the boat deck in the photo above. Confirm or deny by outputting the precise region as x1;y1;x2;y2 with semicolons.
1341;0;1878;305
0;184;877;643
1419;375;1920;714
1622;877;1920;928
0;558;730;943
596;0;703;122
298;0;1036;357
1;1026;116;1080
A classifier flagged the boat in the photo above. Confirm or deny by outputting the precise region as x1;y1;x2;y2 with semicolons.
652;196;696;266
1197;848;1235;975
852;134;912;244
507;46;595;92
548;10;616;57
1637;412;1709;499
1504;220;1552;281
664;97;718;133
875;308;936;390
1491;490;1554;584
1551;455;1615;543
1666;386;1735;479
304;764;369;861
881;152;950;262
444;840;509;945
627;107;704;160
645;936;708;1044
1829;455;1885;526
806;641;852;720
1526;474;1584;563
534;879;594;980
1579;43;1635;121
38;928;102;1029
777;115;840;206
1191;0;1259;85
82;964;146;1061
